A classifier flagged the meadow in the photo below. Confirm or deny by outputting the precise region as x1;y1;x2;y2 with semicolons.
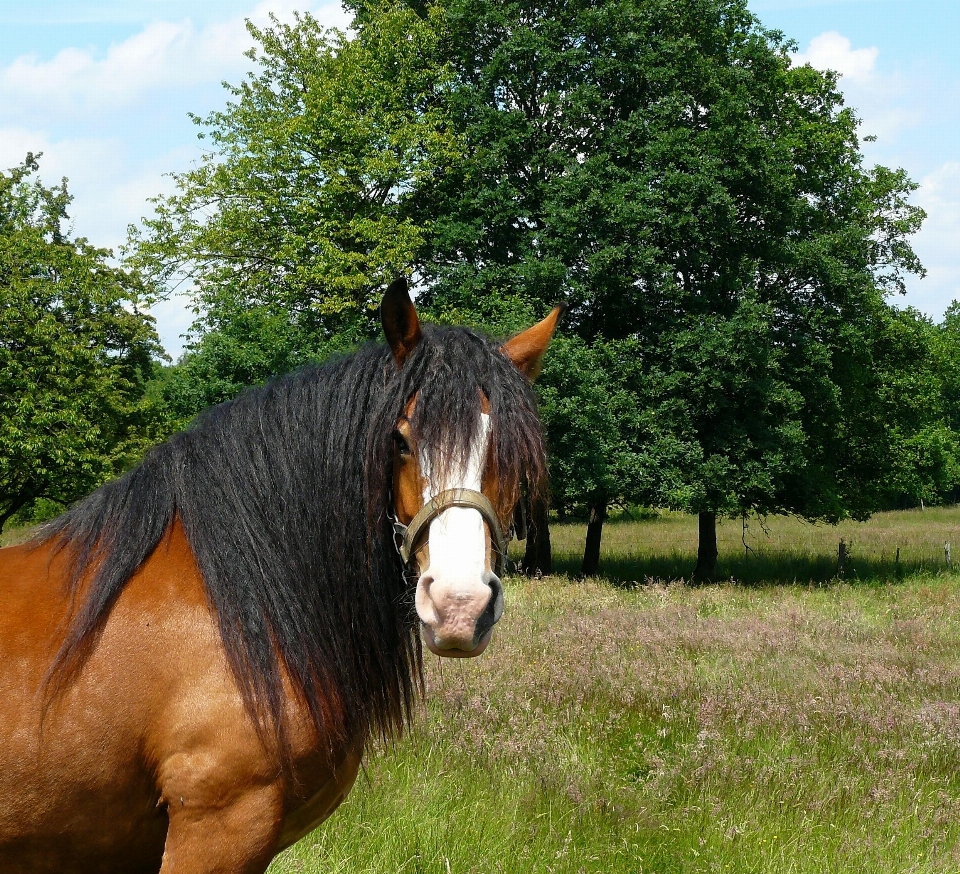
269;508;960;873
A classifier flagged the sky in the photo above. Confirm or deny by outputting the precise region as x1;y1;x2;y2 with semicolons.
1;1;958;359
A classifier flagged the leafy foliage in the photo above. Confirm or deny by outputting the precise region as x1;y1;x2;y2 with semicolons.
127;0;936;577
0;157;162;530
129;6;462;415
868;307;960;509
536;336;697;517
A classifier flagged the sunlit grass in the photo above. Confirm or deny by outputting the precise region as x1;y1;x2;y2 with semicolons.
547;506;960;584
270;507;960;873
0;524;32;548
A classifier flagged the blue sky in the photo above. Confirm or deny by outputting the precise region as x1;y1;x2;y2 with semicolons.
1;1;958;358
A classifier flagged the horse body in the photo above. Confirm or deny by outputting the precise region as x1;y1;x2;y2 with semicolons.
0;281;560;872
0;523;361;873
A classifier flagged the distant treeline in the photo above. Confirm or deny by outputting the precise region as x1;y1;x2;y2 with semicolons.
4;0;954;578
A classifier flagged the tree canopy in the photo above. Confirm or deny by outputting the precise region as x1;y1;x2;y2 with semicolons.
129;7;460;385
1;156;162;531
399;0;926;576
864;307;960;510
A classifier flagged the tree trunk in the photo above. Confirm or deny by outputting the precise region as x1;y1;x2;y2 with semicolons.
0;506;17;535
693;511;718;583
520;497;552;577
580;499;608;578
0;492;32;534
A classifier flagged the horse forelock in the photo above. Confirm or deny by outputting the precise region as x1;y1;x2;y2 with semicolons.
378;327;548;520
36;326;547;767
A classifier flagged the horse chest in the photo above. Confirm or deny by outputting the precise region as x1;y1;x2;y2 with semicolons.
276;743;363;852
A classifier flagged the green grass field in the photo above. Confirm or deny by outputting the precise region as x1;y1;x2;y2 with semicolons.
269;508;960;873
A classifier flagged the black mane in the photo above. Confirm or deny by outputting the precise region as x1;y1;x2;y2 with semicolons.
38;326;547;761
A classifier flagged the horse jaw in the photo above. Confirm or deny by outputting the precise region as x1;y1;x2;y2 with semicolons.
415;413;500;656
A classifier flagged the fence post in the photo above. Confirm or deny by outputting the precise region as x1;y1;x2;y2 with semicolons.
946;542;952;570
838;539;847;576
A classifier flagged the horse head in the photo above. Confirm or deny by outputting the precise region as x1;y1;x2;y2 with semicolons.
381;278;561;657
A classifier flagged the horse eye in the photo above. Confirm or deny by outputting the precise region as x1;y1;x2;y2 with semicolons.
393;432;411;457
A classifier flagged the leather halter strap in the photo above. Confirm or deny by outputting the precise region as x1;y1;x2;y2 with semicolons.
394;488;509;577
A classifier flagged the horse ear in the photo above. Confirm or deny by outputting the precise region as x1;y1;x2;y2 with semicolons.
381;277;423;368
501;303;566;381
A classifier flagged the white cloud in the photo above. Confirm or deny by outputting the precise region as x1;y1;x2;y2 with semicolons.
0;0;350;115
0;126;178;247
0;1;350;359
754;0;891;9
904;162;960;317
0;126;127;230
917;162;960;232
791;31;879;82
789;32;933;153
0;124;200;356
857;104;924;144
0;126;52;170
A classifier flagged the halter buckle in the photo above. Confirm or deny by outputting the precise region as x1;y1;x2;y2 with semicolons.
386;501;407;557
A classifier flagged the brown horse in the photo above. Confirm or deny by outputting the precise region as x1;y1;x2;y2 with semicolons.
0;279;561;874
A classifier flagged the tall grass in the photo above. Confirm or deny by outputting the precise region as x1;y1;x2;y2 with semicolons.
270;508;960;873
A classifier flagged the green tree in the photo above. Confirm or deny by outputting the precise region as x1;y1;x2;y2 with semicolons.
0;156;162;531
130;0;931;580
129;6;461;402
867;307;960;509
401;0;925;578
536;336;698;575
935;301;960;489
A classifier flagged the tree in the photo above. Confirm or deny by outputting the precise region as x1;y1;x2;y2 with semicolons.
129;6;461;399
400;0;925;579
0;157;162;531
130;0;929;580
934;301;960;501
536;336;698;575
865;307;960;509
155;303;332;428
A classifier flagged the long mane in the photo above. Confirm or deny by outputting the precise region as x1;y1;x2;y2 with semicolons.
37;327;547;761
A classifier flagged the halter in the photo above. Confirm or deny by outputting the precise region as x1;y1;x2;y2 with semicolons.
389;488;510;578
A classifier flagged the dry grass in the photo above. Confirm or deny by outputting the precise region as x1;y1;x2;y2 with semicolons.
0;524;33;548
270;507;960;873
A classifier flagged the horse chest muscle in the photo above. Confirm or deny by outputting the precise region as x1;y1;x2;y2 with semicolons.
277;742;363;851
0;545;168;870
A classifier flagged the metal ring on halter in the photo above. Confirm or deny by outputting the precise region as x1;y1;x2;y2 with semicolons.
390;488;509;578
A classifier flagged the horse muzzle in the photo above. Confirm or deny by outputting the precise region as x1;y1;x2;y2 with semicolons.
417;570;504;657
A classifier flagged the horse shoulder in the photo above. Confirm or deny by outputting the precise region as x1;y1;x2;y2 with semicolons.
112;522;279;788
0;526;362;870
0;537;180;869
0;538;74;670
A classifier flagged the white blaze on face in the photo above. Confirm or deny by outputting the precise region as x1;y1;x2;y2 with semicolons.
415;413;494;652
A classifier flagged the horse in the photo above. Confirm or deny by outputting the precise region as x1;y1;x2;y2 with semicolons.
0;278;562;874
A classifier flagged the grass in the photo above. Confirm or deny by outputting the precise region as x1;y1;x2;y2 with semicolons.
0;525;32;548
549;506;960;585
269;508;960;873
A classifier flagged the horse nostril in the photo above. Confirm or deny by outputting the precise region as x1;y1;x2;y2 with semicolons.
474;571;504;644
487;573;504;624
